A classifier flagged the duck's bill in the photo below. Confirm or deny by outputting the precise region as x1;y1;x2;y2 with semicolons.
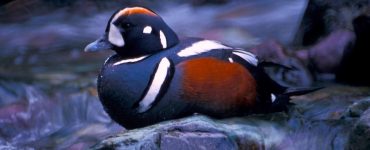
84;36;113;52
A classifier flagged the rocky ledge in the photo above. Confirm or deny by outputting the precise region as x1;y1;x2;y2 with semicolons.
91;85;370;150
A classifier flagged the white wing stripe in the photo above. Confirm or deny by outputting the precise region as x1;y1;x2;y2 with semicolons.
177;40;232;57
232;51;258;66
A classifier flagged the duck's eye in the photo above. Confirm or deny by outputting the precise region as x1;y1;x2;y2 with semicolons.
122;23;132;28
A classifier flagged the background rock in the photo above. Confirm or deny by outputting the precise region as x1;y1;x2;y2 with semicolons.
305;30;355;74
294;0;370;46
347;108;370;150
336;14;370;85
250;40;314;86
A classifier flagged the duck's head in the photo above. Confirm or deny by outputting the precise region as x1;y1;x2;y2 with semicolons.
84;7;179;57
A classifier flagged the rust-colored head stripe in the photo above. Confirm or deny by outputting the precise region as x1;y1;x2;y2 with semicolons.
116;7;157;18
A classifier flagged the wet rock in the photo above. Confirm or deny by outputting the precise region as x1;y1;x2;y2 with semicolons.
160;132;236;150
250;40;288;64
346;98;370;117
301;30;355;73
91;115;284;150
295;0;370;46
292;85;370;120
336;14;370;86
250;40;314;86
92;86;370;150
347;108;370;150
293;18;370;85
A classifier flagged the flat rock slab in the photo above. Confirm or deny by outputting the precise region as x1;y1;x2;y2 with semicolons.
91;85;370;150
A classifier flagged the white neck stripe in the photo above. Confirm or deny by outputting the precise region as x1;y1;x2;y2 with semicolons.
113;55;149;66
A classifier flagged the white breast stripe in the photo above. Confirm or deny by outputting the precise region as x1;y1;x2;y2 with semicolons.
137;57;171;113
104;55;114;65
159;30;167;49
113;55;149;66
143;26;152;34
232;50;258;66
177;40;232;57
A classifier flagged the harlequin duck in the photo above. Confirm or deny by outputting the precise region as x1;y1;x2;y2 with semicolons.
85;7;317;129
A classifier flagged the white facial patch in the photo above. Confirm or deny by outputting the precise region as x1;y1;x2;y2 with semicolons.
108;24;125;47
159;30;167;49
143;26;152;34
271;94;277;102
177;40;232;57
113;55;149;66
108;11;126;47
137;57;171;113
232;49;258;66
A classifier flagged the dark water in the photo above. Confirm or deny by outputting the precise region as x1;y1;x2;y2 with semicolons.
0;0;314;149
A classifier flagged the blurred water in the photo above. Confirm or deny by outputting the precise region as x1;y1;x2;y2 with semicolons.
0;80;122;149
0;0;316;149
163;0;307;46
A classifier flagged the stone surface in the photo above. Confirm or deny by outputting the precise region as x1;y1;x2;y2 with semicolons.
92;85;370;150
346;98;370;117
306;30;355;73
335;15;370;86
295;0;370;46
347;108;370;150
250;40;314;86
91;115;284;150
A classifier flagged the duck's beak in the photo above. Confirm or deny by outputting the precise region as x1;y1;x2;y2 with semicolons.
84;35;113;52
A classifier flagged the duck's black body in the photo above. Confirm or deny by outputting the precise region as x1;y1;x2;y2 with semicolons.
85;7;316;129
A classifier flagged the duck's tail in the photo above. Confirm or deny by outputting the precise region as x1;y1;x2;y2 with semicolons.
255;60;322;113
271;87;323;112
